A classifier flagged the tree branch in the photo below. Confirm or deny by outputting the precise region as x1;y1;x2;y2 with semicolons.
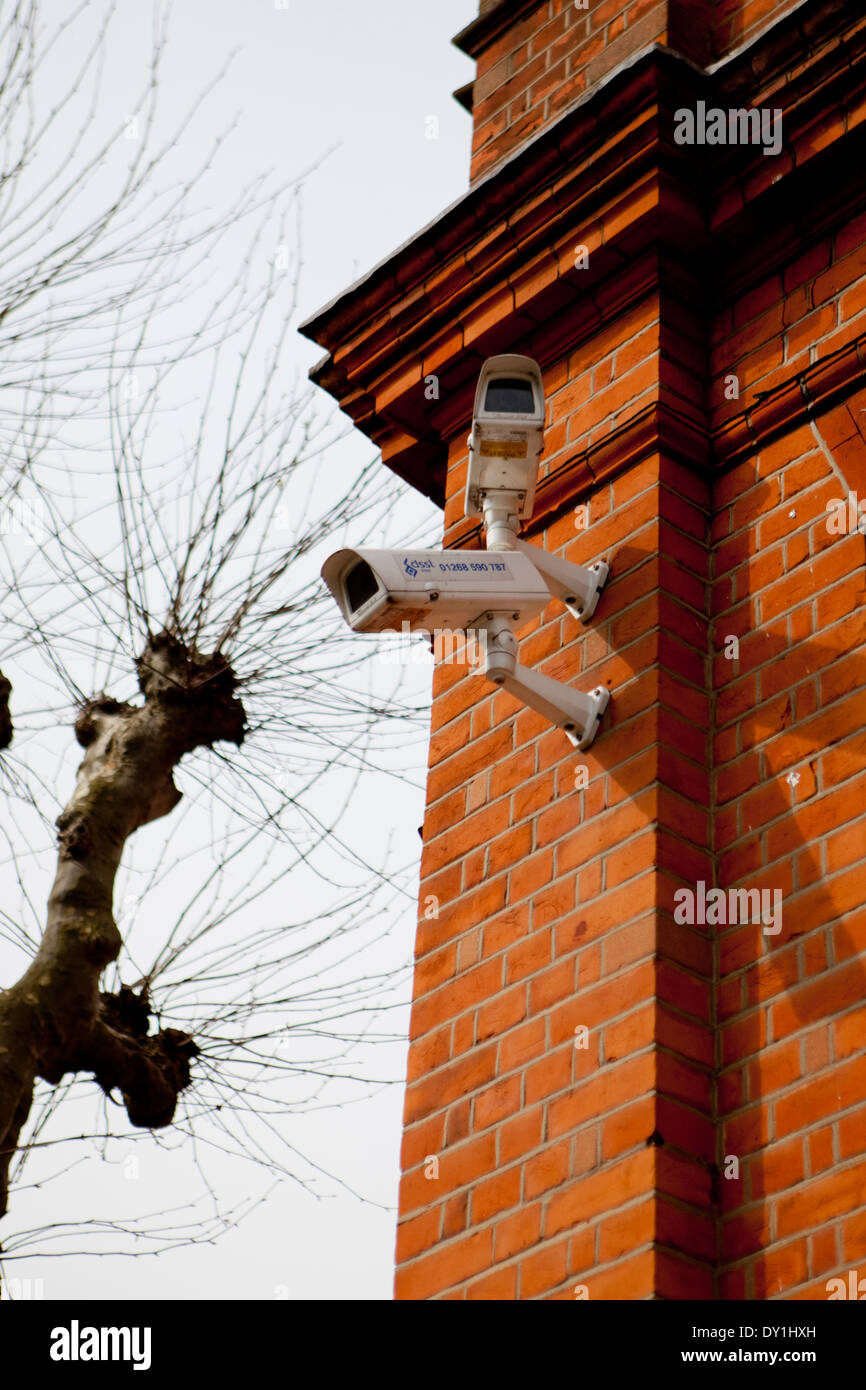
83;986;199;1130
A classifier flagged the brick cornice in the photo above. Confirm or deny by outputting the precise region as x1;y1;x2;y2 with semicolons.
714;330;866;472
451;0;539;61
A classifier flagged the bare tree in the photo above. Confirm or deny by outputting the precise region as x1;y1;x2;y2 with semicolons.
0;0;431;1281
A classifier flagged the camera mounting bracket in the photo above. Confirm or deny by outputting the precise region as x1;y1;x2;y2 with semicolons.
480;616;609;750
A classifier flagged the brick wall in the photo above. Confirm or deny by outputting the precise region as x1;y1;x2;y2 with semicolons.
713;403;866;1298
396;0;866;1300
708;188;866;1298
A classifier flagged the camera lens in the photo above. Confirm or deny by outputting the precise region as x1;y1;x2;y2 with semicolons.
345;559;379;613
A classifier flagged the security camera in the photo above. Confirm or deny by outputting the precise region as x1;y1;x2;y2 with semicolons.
466;355;545;547
318;353;612;750
320;544;610;749
320;546;551;634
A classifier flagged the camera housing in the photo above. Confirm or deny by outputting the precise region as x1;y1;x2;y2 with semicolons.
319;354;612;750
465;355;545;527
321;546;552;634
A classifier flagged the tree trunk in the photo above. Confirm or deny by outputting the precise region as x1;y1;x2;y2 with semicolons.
0;670;10;749
0;632;245;1217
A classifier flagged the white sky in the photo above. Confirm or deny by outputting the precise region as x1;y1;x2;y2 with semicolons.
1;0;476;1301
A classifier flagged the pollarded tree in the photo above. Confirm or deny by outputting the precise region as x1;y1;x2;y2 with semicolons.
0;0;430;1278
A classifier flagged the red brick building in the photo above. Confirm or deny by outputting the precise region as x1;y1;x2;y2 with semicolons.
301;0;866;1299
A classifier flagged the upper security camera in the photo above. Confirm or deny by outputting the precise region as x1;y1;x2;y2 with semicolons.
321;546;551;634
465;354;545;545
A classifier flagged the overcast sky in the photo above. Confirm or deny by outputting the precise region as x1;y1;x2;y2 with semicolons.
2;0;476;1301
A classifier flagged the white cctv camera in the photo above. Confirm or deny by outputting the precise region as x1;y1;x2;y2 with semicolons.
320;546;552;634
318;353;612;750
466;355;545;546
320;544;610;750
